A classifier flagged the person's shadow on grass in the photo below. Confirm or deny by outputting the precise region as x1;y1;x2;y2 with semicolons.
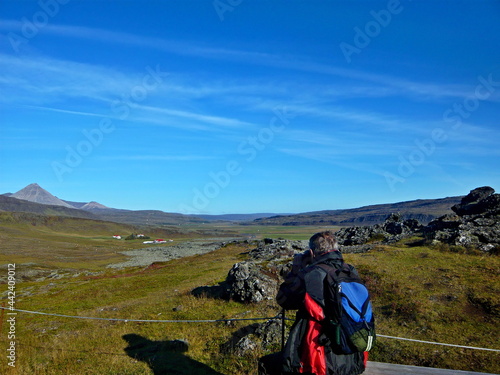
122;334;224;375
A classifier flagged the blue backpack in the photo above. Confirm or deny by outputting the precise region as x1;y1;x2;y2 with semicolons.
318;263;376;354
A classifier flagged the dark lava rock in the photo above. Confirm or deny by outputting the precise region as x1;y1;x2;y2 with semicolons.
220;318;283;355
335;212;423;247
451;186;495;216
225;261;278;303
192;239;309;303
425;186;500;252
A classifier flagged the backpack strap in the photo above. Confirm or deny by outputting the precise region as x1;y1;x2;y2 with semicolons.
316;262;351;278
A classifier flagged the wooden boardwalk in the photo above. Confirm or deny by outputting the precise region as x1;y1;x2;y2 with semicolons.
365;362;498;375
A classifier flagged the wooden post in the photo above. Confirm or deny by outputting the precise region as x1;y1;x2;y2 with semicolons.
281;308;285;351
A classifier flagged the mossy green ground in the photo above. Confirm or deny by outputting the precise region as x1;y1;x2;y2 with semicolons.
0;217;499;374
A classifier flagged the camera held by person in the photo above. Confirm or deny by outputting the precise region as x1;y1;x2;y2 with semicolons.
290;249;314;275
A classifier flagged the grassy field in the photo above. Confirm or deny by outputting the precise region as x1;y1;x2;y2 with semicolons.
0;214;499;374
0;212;243;269
233;224;341;241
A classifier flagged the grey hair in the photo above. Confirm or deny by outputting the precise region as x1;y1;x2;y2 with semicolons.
309;231;339;255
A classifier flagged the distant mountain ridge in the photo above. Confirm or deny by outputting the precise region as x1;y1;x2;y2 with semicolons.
2;183;282;225
62;200;109;209
1;184;196;225
8;184;111;211
253;196;463;226
0;195;99;220
1;183;467;227
195;213;285;222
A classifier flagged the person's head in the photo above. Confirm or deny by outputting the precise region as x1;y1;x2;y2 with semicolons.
309;231;339;256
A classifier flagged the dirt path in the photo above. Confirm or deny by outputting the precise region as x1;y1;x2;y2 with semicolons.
107;238;240;269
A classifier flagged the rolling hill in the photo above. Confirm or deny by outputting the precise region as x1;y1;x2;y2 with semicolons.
253;196;463;226
0;195;99;220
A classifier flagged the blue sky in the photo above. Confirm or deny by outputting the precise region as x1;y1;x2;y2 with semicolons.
1;0;499;214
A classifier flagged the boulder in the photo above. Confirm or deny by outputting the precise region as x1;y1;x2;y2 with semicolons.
229;335;257;355
225;261;278;303
220;318;283;355
451;186;495;216
335;212;422;247
335;225;381;246
192;239;309;303
255;318;282;349
248;238;308;261
424;187;500;252
423;214;461;243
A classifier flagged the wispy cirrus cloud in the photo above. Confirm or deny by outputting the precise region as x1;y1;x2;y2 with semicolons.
277;146;391;177
136;104;257;129
0;53;132;104
98;154;217;161
0;53;256;131
18;102;256;134
22;105;107;118
2;26;497;147
0;20;277;61
1;20;488;104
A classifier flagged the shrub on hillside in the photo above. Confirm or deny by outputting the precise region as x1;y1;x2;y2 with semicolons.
125;233;150;240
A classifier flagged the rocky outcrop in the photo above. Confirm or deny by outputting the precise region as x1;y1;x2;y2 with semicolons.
248;238;308;261
451;186;496;216
197;188;498;260
231;239;316;302
335;212;423;249
220;318;283;355
335;186;500;253
424;186;500;252
192;239;308;303
333;187;500;253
